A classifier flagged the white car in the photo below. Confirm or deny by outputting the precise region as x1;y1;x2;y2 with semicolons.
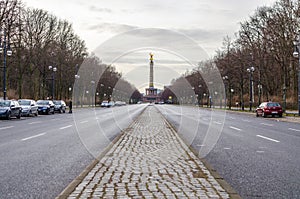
101;100;109;107
18;99;38;117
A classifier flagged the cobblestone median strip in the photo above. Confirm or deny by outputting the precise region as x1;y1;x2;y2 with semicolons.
64;106;232;198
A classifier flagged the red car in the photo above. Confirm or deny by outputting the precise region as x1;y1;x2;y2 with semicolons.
256;102;283;118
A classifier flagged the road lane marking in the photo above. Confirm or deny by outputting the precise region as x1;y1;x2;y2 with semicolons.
224;147;231;150
242;119;251;122
213;121;222;125
260;123;273;127
0;126;14;130
28;121;42;125
288;128;300;132
59;125;72;130
256;151;265;153
256;135;280;143
229;117;235;120
21;133;46;141
80;121;88;124
229;126;242;131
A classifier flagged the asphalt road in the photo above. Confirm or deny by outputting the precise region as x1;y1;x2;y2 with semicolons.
0;104;147;199
156;105;300;199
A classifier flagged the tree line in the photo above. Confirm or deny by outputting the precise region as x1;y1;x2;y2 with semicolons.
162;0;300;111
0;0;141;103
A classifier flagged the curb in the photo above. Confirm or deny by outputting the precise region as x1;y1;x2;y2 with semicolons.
157;106;242;199
56;106;148;199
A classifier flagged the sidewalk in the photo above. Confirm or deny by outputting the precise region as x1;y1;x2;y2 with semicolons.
58;106;237;199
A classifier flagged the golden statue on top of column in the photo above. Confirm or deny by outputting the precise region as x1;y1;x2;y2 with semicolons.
149;53;154;61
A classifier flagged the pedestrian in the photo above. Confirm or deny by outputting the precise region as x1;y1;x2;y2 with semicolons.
69;100;72;113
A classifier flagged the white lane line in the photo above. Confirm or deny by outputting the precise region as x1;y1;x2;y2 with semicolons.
28;121;42;125
213;121;222;125
288;128;300;132
242;119;251;122
256;135;280;143
229;117;235;120
0;126;14;130
80;120;88;124
229;126;242;131
224;147;231;150
59;125;72;130
260;123;274;127
21;133;46;141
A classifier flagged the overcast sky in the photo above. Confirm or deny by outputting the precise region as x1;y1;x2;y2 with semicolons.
23;0;277;91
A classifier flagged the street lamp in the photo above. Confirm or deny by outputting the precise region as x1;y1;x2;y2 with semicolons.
49;66;57;100
229;88;234;110
222;75;228;109
74;74;80;107
258;84;262;105
293;38;300;116
247;66;255;111
0;26;13;100
91;80;95;107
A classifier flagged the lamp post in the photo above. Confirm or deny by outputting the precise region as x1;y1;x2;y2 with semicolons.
247;66;255;111
229;88;234;110
91;80;95;107
75;74;80;107
0;26;13;100
222;76;228;109
49;66;57;100
293;39;300;115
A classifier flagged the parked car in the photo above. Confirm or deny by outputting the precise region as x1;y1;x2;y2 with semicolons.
101;100;110;107
18;99;38;117
53;100;66;113
256;102;283;118
0;100;22;119
108;101;115;107
115;101;126;106
37;100;55;114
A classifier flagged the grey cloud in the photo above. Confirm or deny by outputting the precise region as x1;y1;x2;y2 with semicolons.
89;23;138;33
89;5;112;13
174;28;226;43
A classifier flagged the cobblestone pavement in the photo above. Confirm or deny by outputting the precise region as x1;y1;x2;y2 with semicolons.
66;106;230;199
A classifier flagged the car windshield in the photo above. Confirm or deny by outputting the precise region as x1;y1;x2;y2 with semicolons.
53;101;61;105
37;101;49;105
267;102;280;107
0;101;10;107
19;100;31;106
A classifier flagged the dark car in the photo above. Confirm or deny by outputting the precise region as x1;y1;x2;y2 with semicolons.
256;102;283;118
37;100;55;114
18;99;38;117
53;100;66;113
0;100;22;119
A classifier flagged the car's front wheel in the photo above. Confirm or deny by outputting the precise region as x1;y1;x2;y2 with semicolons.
17;111;21;119
6;111;11;120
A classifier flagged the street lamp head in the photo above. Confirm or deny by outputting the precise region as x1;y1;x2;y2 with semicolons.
49;65;52;70
7;49;12;56
53;67;57;72
293;51;299;58
293;40;298;46
75;74;80;79
251;66;255;71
